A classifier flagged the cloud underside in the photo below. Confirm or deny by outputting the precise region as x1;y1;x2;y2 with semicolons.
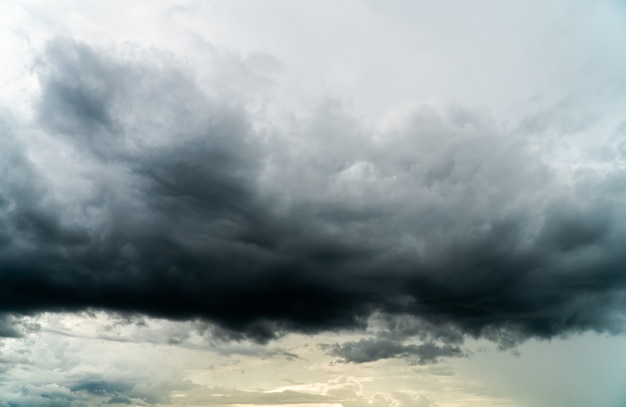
1;38;626;349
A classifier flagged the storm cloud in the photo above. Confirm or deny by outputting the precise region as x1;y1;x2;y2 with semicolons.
1;36;626;351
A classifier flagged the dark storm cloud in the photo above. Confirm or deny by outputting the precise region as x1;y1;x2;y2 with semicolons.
1;37;626;350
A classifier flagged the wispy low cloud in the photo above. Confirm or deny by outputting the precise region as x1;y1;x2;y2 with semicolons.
0;36;625;355
322;313;466;364
324;338;464;364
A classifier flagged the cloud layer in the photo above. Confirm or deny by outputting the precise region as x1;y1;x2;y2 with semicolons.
1;37;626;351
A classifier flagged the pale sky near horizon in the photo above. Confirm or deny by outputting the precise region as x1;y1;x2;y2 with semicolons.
2;1;626;406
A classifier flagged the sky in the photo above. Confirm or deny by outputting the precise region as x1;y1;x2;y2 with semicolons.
1;1;626;406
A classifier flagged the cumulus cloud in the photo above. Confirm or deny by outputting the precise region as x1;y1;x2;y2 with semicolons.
2;379;188;407
0;329;195;407
1;35;626;354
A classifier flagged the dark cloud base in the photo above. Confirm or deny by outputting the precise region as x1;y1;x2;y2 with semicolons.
1;38;626;350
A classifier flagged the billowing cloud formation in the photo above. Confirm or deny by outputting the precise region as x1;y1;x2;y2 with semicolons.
1;37;626;352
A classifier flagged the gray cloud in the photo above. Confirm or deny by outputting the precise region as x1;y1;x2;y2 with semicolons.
1;36;626;352
325;338;463;364
0;315;37;338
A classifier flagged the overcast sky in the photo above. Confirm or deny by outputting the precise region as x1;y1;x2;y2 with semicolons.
2;1;626;406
